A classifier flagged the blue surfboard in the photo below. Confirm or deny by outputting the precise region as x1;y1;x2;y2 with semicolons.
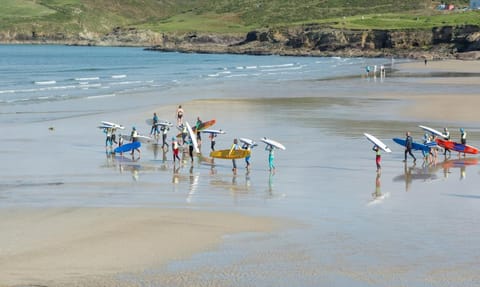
392;138;430;152
114;141;141;153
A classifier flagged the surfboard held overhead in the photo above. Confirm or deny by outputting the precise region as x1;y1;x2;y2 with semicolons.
261;137;286;150
364;133;392;153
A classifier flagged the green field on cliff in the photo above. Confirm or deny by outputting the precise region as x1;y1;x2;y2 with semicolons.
1;0;478;35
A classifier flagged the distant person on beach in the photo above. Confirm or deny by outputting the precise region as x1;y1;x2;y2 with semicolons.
161;124;169;149
443;127;451;156
460;128;467;144
424;59;428;65
150;112;159;136
176;105;184;126
372;145;381;172
231;138;239;175
380;65;385;77
422;133;432;163
242;141;252;172
104;127;114;148
460;128;467;157
172;137;180;163
180;124;188;145
365;65;371;77
187;137;194;163
265;144;275;172
195;117;202;147
209;132;217;151
130;126;141;157
404;132;416;163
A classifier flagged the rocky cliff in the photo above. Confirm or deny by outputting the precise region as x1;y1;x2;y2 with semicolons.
1;24;479;59
149;24;480;59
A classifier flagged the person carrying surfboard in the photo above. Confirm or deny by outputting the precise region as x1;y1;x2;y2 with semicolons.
161;125;169;150
242;142;252;172
130;126;141;157
150;112;159;136
230;139;239;175
172;137;180;163
265;144;275;173
404;132;416;163
195;117;202;148
443;127;451;156
372;145;381;172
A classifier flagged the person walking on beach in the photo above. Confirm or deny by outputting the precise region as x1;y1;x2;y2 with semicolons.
443;127;451;156
460;128;467;157
460;128;467;145
172;137;180;163
180;124;188;146
161;124;169;150
231;138;239;175
242;141;253;172
176;105;184;126
422;133;432;164
372;145;381;172
104;127;115;149
209;132;217;151
130;126;141;157
186;136;194;163
195;116;202;148
266;144;275;173
404;131;416;163
150;112;159;136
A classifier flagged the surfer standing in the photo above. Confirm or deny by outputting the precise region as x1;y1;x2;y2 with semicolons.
209;133;217;151
195;117;202;148
404;132;416;163
161;125;169;149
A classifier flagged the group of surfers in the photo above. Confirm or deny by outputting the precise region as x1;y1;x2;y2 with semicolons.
103;104;279;174
373;127;468;172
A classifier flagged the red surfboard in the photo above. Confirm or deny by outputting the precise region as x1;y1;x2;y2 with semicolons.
436;138;478;154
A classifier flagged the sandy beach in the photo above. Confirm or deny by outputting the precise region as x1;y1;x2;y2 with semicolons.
0;208;274;285
2;50;480;286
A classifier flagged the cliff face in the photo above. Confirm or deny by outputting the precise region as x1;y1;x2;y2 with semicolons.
1;24;479;59
150;25;480;59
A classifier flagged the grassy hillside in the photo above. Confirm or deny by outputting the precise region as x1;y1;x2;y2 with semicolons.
0;0;478;36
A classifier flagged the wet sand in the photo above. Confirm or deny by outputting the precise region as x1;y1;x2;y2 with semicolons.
0;208;274;285
2;58;480;286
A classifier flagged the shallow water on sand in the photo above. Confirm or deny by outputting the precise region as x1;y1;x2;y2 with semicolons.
1;47;480;286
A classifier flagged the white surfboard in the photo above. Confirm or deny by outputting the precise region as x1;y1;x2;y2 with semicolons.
121;134;154;144
186;122;200;153
201;129;226;134
101;121;125;130
364;133;392;153
239;138;257;147
261;137;286;150
418;125;444;137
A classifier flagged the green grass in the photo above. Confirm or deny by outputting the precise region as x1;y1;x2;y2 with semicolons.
0;0;477;36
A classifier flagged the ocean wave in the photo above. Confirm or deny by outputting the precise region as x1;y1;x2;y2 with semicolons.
259;63;295;68
111;74;127;79
34;80;56;85
75;77;100;81
87;94;116;99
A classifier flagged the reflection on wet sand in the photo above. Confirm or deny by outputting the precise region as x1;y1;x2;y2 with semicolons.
368;172;389;205
394;163;438;192
393;157;479;191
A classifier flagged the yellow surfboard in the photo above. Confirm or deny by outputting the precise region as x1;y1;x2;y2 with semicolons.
210;149;250;159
